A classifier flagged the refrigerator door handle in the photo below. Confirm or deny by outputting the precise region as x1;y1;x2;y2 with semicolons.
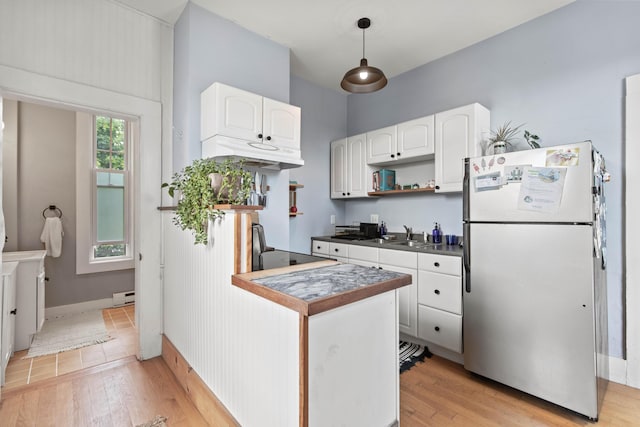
463;222;471;293
463;158;470;222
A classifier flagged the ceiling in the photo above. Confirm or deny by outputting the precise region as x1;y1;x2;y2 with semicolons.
114;0;575;92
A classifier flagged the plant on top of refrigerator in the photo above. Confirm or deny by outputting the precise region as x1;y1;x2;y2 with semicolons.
486;121;524;154
524;130;541;149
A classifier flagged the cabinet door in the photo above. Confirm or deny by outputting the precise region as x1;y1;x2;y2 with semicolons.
380;263;418;337
262;97;301;150
2;271;17;381
330;139;347;199
347;133;367;197
434;103;490;193
367;126;397;164
201;82;263;142
397;115;435;161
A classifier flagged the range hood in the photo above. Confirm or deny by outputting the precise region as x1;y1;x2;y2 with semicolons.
202;135;304;170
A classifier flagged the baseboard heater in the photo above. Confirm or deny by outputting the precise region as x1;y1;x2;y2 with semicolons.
113;291;135;307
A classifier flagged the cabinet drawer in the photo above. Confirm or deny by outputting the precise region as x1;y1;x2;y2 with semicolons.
329;242;349;258
418;253;461;276
417;305;462;353
348;245;378;263
348;259;378;269
311;240;329;255
379;248;417;269
417;271;461;314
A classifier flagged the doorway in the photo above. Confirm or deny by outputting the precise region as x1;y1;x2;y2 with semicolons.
0;66;163;361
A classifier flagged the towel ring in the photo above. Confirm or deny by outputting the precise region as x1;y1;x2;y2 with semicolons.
42;205;63;219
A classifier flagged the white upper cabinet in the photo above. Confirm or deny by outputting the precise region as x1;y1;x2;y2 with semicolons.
201;82;300;150
367;125;397;165
396;115;435;161
434;103;490;193
331;134;369;199
366;116;435;166
262;97;301;150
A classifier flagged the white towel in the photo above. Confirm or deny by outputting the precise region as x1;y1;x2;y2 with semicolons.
40;217;64;257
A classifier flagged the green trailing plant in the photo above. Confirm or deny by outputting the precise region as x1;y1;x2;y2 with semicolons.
162;158;252;245
524;130;541;149
487;121;524;153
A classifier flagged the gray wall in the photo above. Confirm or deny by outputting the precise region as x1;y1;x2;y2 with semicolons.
342;0;640;358
5;101;134;307
173;3;292;249
288;76;348;253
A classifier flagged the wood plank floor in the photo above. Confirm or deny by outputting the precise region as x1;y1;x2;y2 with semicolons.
4;305;137;389
0;356;207;426
3;336;640;425
400;355;640;426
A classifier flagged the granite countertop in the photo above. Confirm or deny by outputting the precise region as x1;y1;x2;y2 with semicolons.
232;261;411;316
312;235;464;257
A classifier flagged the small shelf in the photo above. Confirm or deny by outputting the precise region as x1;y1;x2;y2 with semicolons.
368;187;436;196
289;183;303;217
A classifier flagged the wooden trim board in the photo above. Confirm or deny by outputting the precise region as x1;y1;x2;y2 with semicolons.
162;335;240;427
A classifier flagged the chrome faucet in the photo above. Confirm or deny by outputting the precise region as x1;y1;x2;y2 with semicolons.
403;225;413;240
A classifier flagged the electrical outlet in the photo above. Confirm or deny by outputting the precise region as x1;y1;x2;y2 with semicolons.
330;214;335;225
370;214;379;223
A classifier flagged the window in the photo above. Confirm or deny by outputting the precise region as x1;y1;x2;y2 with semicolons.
94;116;129;259
76;112;135;274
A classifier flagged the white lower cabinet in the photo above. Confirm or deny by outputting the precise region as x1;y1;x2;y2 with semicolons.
379;249;418;337
417;253;463;353
2;251;46;351
417;305;462;353
309;240;463;348
311;240;329;257
2;262;18;388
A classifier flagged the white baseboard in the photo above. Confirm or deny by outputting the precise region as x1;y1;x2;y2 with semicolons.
45;298;114;320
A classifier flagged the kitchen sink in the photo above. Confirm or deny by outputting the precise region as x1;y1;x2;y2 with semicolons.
389;240;437;249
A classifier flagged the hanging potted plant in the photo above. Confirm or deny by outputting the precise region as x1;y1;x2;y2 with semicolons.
486;121;523;154
162;158;252;245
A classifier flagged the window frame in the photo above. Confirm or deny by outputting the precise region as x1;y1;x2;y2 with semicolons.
76;111;135;274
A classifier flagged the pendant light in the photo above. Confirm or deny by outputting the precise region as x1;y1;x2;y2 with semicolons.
341;17;387;94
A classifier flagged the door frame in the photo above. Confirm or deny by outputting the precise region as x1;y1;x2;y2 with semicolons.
0;64;163;359
625;73;640;388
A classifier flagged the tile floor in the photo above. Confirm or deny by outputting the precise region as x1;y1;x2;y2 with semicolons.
3;304;137;390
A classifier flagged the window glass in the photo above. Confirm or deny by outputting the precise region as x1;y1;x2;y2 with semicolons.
94;115;128;259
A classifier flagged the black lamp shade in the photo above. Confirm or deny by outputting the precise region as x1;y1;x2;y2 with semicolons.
341;58;388;93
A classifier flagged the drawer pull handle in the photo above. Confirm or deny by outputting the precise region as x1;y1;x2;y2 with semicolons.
10;309;17;315
434;289;440;295
434;326;440;332
334;248;339;252
434;262;440;267
317;246;321;249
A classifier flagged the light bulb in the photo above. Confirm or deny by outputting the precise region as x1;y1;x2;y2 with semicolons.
359;71;369;80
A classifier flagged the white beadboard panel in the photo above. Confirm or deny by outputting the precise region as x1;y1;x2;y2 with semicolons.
0;0;164;101
163;211;299;426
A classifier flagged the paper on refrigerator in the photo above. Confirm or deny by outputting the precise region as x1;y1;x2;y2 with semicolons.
517;167;567;213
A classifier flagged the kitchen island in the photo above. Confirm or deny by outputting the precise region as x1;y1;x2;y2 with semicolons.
233;261;411;427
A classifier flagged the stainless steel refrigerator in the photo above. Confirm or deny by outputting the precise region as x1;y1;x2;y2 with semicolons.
462;141;609;420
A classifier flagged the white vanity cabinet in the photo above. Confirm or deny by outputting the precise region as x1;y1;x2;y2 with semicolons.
330;134;369;199
434;103;490;193
200;82;301;151
2;262;18;388
417;252;463;352
367;116;435;166
3;251;46;351
379;248;418;337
